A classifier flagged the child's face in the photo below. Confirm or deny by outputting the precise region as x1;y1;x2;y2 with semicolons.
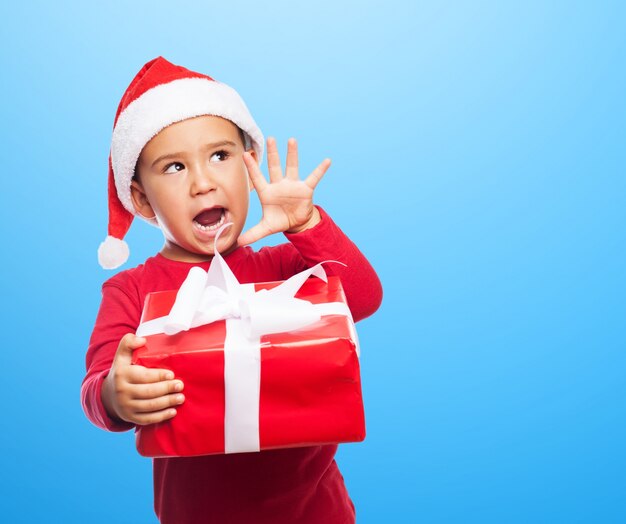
131;115;256;262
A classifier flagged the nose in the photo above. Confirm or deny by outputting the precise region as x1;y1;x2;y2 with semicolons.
190;163;217;195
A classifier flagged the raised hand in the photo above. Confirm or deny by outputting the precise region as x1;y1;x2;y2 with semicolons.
238;137;330;246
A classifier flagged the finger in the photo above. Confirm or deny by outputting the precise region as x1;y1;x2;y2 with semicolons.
266;137;283;183
131;393;185;414
113;333;147;366
238;221;275;246
129;378;184;399
244;151;268;192
304;158;331;189
285;138;299;180
127;365;177;385
133;408;178;426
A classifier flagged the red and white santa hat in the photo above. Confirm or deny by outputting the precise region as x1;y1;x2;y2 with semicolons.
98;56;264;269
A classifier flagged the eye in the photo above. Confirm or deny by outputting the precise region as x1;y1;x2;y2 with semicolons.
163;162;185;174
210;150;230;163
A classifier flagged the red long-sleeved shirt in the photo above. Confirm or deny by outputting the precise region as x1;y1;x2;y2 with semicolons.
82;208;382;524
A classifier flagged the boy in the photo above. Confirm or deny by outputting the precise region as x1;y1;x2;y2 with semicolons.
82;56;382;524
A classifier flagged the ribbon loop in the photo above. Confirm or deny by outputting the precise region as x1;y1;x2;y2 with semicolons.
161;224;339;340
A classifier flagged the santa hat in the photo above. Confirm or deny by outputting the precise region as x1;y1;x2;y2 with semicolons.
98;56;264;269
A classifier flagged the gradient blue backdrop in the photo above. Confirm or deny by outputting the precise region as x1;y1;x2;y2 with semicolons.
1;1;624;522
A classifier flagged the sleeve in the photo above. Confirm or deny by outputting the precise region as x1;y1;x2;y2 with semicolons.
283;206;383;322
80;280;142;432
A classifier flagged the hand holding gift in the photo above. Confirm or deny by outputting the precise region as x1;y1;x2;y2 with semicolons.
101;333;186;425
238;137;331;246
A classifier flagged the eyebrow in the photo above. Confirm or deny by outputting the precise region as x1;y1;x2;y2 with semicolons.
150;140;239;168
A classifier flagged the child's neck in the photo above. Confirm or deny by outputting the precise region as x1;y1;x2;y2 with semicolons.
159;240;240;263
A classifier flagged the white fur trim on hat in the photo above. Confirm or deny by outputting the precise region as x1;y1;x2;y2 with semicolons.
110;77;264;217
98;235;130;270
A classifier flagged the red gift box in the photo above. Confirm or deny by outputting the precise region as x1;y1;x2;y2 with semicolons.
132;275;365;457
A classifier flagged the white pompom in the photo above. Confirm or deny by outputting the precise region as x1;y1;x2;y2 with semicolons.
98;236;130;269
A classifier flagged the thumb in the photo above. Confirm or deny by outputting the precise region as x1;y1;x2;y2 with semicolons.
237;221;273;247
114;333;146;365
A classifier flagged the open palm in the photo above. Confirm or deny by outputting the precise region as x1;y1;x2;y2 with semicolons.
238;137;330;246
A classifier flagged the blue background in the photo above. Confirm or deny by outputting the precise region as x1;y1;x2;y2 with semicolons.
1;1;624;522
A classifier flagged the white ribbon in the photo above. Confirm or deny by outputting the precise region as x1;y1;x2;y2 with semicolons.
136;224;355;453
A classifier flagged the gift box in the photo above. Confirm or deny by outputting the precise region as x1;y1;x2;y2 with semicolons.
132;251;365;458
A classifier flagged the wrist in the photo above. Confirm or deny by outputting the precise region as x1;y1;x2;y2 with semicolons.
101;372;122;422
286;206;321;234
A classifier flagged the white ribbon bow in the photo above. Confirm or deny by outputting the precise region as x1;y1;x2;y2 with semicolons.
136;224;355;453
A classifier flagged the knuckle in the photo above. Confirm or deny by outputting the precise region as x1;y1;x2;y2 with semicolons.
126;366;142;380
145;384;158;398
140;368;151;382
147;398;161;412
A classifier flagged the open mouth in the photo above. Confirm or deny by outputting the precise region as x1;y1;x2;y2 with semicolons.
193;207;226;232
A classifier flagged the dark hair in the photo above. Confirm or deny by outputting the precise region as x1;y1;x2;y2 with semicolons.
237;126;249;150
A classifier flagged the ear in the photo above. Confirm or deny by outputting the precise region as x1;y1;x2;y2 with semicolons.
130;178;156;220
246;148;258;192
